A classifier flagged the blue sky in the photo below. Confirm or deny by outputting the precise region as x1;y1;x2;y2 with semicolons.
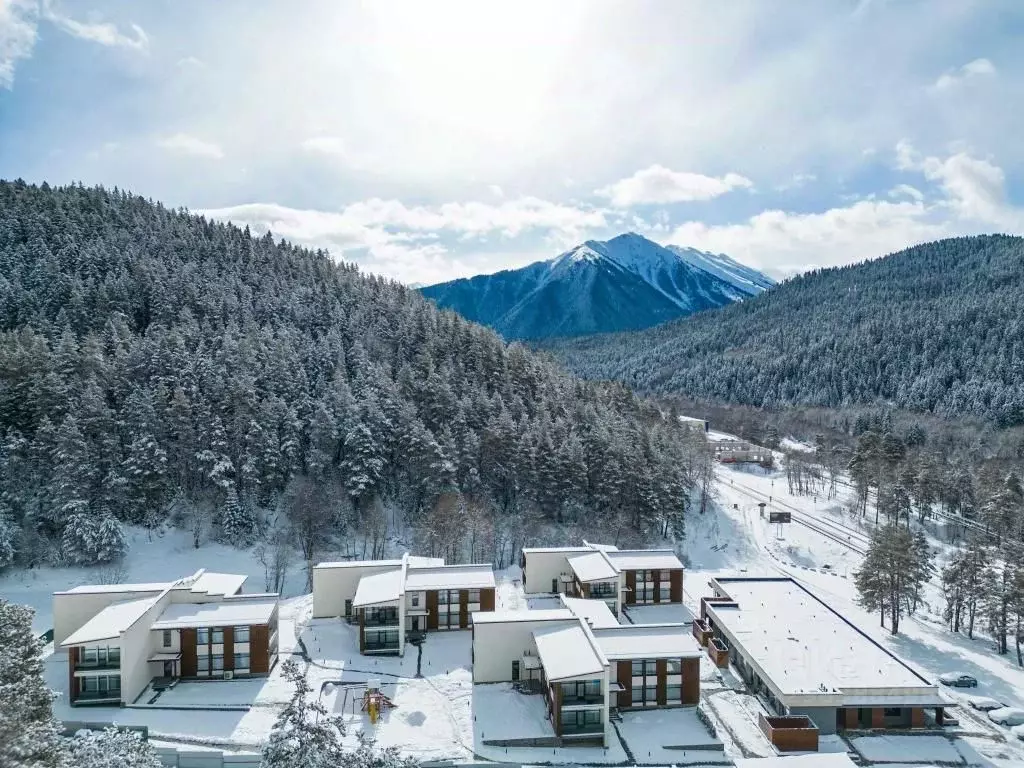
2;0;1023;285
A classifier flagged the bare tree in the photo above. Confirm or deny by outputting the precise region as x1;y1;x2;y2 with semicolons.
255;512;294;594
283;475;342;592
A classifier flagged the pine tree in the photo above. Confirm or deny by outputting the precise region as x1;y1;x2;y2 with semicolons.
855;522;933;635
219;486;257;547
261;660;347;768
0;600;65;768
65;727;162;768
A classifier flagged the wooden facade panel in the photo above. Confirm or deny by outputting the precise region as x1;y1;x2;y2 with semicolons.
180;628;197;677
223;626;234;672
479;587;495;612
843;708;859;730
616;661;632;709
68;646;78;701
358;611;366;654
871;708;884;729
250;625;270;673
681;658;700;704
652;570;661;604
553;683;563;736
669;570;683;603
656;659;668;704
426;590;439;630
625;570;637;605
459;589;469;629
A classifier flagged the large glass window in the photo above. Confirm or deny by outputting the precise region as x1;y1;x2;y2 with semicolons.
197;655;209;673
212;654;224;672
631;686;644;704
234;653;249;670
438;590;449;605
211;628;224;645
197;629;210;645
666;685;681;701
162;630;172;647
234;626;250;643
469;589;480;604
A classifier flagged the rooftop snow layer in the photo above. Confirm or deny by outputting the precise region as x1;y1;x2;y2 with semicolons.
606;549;683;571
404;564;495;591
733;755;856;768
532;623;605;681
567;551;618;582
352;569;404;607
56;581;170;595
406;555;445;568
314;559;404;569
470;609;575;624
519;546;593;554
62;596;161;646
561;596;619;629
188;572;246;597
707;578;936;697
591;624;701;660
152;597;278;629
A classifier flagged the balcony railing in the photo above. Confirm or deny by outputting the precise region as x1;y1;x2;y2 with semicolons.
73;689;121;703
561;693;604;706
364;641;400;652
589;587;616;599
363;613;399;627
74;659;121;672
560;720;604;736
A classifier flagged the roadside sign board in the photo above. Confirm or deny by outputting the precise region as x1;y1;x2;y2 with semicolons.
769;511;791;524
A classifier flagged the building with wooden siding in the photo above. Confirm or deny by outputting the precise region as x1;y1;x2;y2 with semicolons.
696;576;949;750
470;595;702;747
520;541;684;615
54;569;279;706
312;553;496;656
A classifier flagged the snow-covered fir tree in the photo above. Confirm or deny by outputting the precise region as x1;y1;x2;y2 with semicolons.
64;728;162;768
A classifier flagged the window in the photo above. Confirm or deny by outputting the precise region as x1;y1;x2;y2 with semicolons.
666;685;681;701
197;655;210;673
884;707;902;717
631;686;644;705
212;654;224;672
411;595;419;607
645;686;657;704
108;647;120;665
234;626;250;643
667;659;681;674
234;653;249;670
212;628;224;645
197;629;209;645
438;590;449;605
469;589;480;603
644;660;657;675
344;599;352;617
162;630;172;648
631;660;643;676
83;648;98;665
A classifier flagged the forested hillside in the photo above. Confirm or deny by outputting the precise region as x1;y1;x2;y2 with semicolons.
544;235;1024;426
0;181;695;575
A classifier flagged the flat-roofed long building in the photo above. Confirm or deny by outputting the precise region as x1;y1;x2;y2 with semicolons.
312;553;496;655
470;594;702;747
520;540;684;614
696;576;948;748
53;569;278;707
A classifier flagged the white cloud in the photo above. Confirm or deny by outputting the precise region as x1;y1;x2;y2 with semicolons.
775;172;817;192
176;56;205;69
931;58;996;91
301;135;348;158
670;144;1024;277
0;0;38;89
200;196;608;284
43;1;148;50
157;133;224;159
596;165;753;207
488;185;504;198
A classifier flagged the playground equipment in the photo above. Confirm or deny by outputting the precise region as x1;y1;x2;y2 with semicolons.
361;679;396;724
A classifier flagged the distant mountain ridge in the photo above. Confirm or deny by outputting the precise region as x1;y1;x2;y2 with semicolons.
419;233;774;340
542;235;1024;426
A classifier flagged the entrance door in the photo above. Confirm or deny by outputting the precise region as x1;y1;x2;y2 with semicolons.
411;617;419;631
511;660;520;681
551;578;558;593
163;660;174;677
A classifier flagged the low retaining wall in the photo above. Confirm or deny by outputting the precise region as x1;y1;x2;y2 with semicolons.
758;713;819;752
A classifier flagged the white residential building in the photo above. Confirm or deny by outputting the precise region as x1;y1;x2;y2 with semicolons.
471;595;702;747
53;569;279;706
520;541;684;614
312;553;496;655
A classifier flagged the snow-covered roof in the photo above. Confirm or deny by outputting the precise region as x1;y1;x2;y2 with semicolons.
606;549;683;571
733;755;856;768
404;564;495;591
61;597;161;646
55;581;170;595
591;624;702;660
567;552;618;583
520;546;593;554
470;609;575;624
561;596;619;629
580;541;619;553
315;559;403;569
188;572;246;597
406;555;445;568
151;597;278;629
532;624;606;682
707;578;936;698
352;570;403;608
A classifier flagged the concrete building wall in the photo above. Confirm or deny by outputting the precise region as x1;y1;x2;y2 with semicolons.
54;589;163;647
788;706;837;735
471;618;577;683
311;563;398;618
118;593;173;705
522;551;573;594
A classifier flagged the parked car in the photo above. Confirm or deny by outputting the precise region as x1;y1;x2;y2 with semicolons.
938;671;978;688
988;707;1024;726
965;695;1005;712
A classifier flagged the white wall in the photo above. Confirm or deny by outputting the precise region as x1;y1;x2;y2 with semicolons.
522;551;573;594
472;618;577;683
312;564;399;618
53;589;163;647
118;592;173;705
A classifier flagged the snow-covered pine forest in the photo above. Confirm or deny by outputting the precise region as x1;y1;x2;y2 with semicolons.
0;181;697;577
544;234;1024;426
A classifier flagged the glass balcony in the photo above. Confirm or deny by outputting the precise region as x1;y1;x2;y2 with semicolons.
73;690;121;703
363;610;399;627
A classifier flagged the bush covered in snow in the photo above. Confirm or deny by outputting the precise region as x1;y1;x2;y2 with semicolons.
61;514;127;566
